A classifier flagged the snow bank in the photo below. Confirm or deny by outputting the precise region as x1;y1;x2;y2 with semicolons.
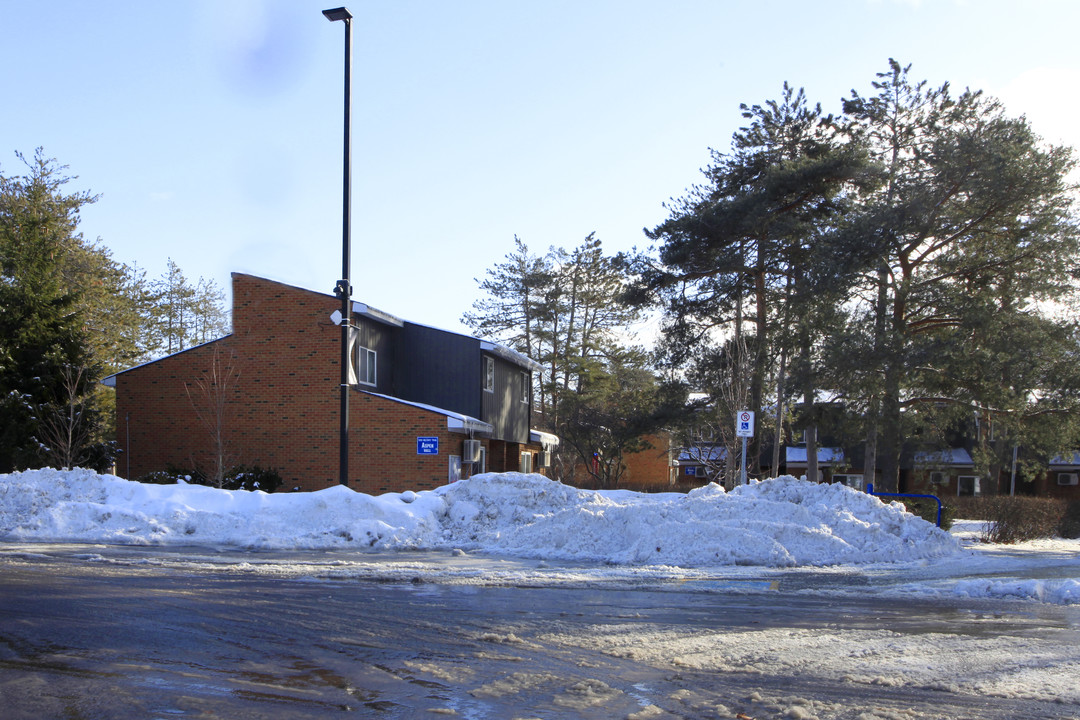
0;468;959;567
436;472;959;566
953;577;1080;604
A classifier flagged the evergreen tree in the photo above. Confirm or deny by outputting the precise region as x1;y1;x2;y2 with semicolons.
632;84;873;478
0;150;101;471
148;259;229;355
465;234;675;483
838;60;1080;491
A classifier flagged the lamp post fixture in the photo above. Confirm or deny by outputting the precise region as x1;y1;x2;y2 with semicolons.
323;6;353;487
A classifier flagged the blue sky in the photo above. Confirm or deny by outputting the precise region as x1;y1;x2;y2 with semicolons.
3;0;1079;335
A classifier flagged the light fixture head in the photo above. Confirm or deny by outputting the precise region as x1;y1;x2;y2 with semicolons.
322;7;352;22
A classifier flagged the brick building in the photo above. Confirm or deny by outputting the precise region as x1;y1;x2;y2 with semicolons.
104;273;556;493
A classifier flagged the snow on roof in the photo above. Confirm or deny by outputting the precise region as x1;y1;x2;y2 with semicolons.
480;340;543;372
680;446;727;462
1051;452;1080;467
530;429;560;448
352;301;404;327
785;446;844;464
362;390;493;435
913;448;974;466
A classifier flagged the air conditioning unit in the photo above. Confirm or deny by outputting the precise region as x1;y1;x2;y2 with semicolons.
462;439;482;464
1057;473;1079;486
538;451;552;468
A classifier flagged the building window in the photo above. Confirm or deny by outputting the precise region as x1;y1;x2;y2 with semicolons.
520;452;533;473
354;345;376;386
929;471;947;486
520;371;530;403
483;356;494;392
958;475;981;496
834;474;864;491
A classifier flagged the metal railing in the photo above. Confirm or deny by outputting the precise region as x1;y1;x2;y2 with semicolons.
867;485;943;527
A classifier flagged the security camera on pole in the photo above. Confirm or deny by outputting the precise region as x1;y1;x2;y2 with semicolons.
735;410;754;485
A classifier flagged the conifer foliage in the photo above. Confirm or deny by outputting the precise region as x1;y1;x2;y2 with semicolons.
0;150;103;471
0;150;230;472
632;60;1080;490
464;234;687;487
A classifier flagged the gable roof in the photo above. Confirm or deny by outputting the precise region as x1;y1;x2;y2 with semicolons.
102;273;542;383
786;446;844;465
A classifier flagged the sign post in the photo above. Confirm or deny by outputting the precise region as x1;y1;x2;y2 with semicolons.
735;411;755;485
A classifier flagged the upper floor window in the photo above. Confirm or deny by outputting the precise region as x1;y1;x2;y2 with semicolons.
356;345;376;386
520;371;530;403
483;356;494;392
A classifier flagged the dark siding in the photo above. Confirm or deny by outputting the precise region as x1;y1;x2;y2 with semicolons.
481;354;530;444
354;316;395;394
395;324;482;419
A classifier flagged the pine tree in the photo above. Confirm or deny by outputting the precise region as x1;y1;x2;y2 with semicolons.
838;60;1080;491
0;150;100;471
635;84;873;478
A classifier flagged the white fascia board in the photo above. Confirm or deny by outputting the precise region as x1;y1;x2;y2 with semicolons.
352;302;405;327
361;391;493;435
480;340;543;372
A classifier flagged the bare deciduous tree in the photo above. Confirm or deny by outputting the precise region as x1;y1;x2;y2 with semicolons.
184;344;240;487
35;364;94;470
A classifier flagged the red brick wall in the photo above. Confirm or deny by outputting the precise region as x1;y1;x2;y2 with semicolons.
620;433;676;490
114;274;494;493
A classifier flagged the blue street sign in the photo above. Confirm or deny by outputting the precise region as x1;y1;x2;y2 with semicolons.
417;436;439;455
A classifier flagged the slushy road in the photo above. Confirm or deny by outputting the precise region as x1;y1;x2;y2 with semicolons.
1;544;1077;719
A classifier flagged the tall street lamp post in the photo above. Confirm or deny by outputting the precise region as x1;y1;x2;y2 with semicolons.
323;6;353;487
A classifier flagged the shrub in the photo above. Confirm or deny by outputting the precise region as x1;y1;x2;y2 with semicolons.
951;496;997;522
901;496;955;530
981;496;1067;544
1058;500;1080;539
223;465;282;493
136;470;185;485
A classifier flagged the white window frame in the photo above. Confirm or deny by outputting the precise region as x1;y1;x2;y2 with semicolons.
520;371;530;403
520;451;533;474
355;345;376;386
957;475;981;497
483;356;494;393
834;473;864;491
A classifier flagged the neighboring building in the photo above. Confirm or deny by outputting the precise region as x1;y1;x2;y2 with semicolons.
1034;453;1080;499
105;273;556;493
617;433;680;491
905;448;980;497
677;444;726;485
784;446;853;486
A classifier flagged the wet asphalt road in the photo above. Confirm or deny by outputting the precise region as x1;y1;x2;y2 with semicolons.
1;545;1078;720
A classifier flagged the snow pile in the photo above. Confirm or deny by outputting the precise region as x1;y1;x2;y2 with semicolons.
0;468;958;567
953;578;1080;604
436;472;959;566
